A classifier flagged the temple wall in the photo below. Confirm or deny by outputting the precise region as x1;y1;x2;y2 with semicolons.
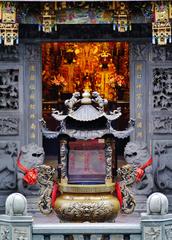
0;44;42;210
0;41;172;211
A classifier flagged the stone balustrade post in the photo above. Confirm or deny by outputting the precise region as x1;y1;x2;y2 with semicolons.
141;192;172;240
0;193;33;239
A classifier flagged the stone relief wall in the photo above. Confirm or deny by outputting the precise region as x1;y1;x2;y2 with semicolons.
0;69;19;110
0;117;19;136
153;68;172;110
0;142;18;190
0;46;22;211
154;141;172;191
150;46;172;195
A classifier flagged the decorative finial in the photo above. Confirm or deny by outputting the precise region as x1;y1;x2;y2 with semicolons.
81;91;91;104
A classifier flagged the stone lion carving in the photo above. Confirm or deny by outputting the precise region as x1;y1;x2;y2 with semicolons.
124;141;153;195
65;92;80;113
17;143;44;195
92;91;108;111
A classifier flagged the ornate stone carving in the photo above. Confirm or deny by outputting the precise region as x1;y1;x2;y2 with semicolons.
143;226;161;240
154;141;172;190
0;69;19;110
60;140;68;180
153;116;172;134
17;143;44;195
12;227;30;240
117;165;136;214
25;44;40;61
153;68;172;110
165;225;172;240
0;142;17;190
57;199;116;222
37;165;56;215
131;43;148;61
0;45;19;61
152;46;166;62
0;117;19;135
105;142;112;180
124;141;153;195
0;225;10;240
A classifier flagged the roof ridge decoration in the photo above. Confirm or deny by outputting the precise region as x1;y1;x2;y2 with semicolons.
40;91;135;140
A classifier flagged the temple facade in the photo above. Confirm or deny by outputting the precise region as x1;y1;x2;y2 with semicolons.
0;1;172;213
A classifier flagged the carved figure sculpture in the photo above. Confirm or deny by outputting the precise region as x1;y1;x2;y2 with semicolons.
92;91;108;111
124;141;153;195
65;92;80;113
17;143;44;195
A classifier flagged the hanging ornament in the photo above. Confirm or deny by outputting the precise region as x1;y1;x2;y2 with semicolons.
113;2;131;32
152;2;171;45
0;2;19;46
39;3;57;33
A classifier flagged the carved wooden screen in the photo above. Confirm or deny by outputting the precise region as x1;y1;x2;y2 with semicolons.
68;139;106;184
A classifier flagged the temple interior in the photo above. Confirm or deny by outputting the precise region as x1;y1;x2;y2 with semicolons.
42;42;130;165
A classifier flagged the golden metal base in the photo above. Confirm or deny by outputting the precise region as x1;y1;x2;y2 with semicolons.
54;192;120;222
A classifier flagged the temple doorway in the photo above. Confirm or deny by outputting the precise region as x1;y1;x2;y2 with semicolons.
42;42;130;167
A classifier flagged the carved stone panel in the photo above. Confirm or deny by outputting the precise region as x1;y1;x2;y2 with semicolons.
0;116;19;136
152;46;172;62
143;226;161;240
25;44;41;61
165;225;172;240
153;115;172;134
0;225;10;240
12;227;30;240
152;68;172;110
153;141;172;191
0;45;19;61
0;141;18;190
130;43;149;61
0;69;19;110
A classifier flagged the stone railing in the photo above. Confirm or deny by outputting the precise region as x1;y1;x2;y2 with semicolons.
0;192;171;240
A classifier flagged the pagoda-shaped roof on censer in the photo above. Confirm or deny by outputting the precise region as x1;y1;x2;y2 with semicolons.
40;91;135;140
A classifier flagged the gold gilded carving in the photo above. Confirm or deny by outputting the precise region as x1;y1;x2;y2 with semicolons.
137;132;143;138
30;114;35;119
136;103;142;109
136;63;142;79
55;193;120;222
30;65;36;71
30;74;36;81
136;93;142;100
29;104;36;110
136;122;143;129
136;83;142;89
30;132;36;139
136;112;142;119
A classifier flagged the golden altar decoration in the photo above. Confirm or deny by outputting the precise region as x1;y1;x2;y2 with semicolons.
152;2;171;45
39;91;135;222
42;42;129;102
0;2;18;45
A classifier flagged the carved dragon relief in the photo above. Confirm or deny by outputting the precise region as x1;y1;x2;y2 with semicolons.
154;141;172;191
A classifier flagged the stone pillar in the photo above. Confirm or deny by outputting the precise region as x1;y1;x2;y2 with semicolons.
141;192;172;240
0;193;33;239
